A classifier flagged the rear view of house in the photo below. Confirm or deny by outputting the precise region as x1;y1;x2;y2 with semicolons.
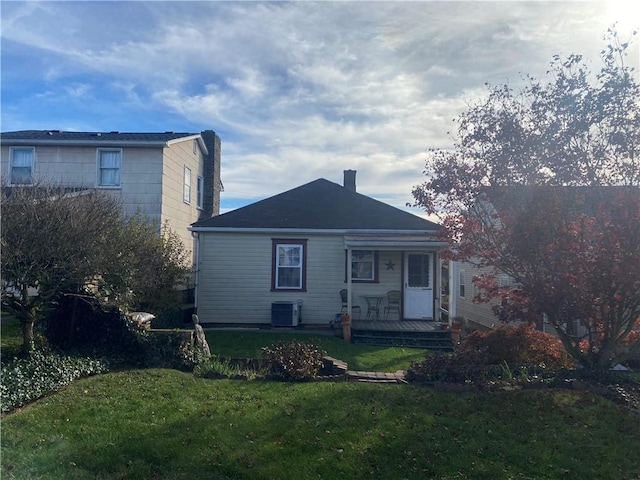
190;171;450;329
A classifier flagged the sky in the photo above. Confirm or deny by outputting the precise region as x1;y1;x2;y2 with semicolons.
1;1;639;218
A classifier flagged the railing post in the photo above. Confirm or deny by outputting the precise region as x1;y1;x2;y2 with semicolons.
341;314;351;343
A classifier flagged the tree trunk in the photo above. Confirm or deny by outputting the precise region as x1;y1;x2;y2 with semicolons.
21;317;35;353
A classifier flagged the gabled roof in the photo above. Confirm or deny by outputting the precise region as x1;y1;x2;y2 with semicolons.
191;179;440;232
0;130;201;148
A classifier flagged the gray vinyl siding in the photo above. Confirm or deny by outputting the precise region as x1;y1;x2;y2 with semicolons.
161;140;205;263
0;140;206;266
0;144;164;221
195;232;409;325
454;262;503;329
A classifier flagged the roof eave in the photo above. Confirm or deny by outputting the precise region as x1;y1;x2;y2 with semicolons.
4;134;209;154
344;239;448;249
2;139;172;148
189;226;440;235
166;134;209;155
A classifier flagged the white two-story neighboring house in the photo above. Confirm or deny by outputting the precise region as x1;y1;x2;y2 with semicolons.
0;130;223;275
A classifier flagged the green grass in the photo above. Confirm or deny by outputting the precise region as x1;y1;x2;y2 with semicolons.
205;329;427;372
1;316;23;355
2;369;640;480
3;321;639;479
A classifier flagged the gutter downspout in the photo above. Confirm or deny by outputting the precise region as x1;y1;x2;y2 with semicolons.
192;231;200;312
347;248;353;319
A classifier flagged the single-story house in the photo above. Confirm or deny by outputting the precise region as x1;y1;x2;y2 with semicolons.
189;170;450;328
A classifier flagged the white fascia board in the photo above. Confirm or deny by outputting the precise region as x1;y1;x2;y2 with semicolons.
189;227;348;235
188;227;439;235
166;134;208;155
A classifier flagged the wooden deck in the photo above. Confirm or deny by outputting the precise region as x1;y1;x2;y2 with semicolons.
350;320;453;350
351;320;441;332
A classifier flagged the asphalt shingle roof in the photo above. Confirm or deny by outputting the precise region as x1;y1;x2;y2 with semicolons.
192;179;440;231
0;130;197;144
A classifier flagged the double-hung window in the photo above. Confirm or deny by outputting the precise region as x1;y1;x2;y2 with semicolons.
97;149;121;187
459;270;466;298
183;166;191;203
272;239;307;290
10;147;35;185
196;175;204;209
350;250;378;282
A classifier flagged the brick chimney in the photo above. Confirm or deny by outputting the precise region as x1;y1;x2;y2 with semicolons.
343;169;356;192
200;130;222;219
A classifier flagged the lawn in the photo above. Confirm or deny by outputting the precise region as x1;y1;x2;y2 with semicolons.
2;369;640;480
0;314;22;354
2;319;640;479
205;329;427;372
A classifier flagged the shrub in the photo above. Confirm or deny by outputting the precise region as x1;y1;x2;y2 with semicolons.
406;349;489;385
149;307;189;329
43;297;197;370
0;351;109;413
43;295;142;364
136;329;196;371
407;325;572;387
457;324;573;369
262;340;326;381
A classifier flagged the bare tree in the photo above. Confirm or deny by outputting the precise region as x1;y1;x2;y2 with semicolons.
1;181;190;352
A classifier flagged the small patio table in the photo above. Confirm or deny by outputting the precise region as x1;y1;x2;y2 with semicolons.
361;295;385;321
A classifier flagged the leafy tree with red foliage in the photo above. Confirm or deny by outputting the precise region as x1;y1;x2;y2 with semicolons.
412;29;640;369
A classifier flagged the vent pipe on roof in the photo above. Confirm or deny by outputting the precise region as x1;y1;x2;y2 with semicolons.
343;169;356;192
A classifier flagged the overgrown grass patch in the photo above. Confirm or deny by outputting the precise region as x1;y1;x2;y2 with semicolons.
2;369;639;479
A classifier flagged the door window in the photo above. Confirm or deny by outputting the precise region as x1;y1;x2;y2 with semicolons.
407;254;430;287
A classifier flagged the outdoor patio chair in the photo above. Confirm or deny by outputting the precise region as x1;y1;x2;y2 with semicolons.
384;290;401;320
339;289;361;320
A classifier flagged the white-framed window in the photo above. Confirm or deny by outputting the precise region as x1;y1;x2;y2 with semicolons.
272;239;307;290
193;139;198;155
498;274;511;287
10;147;35;185
459;270;466;298
183;166;191;204
97;149;121;187
350;250;378;282
197;175;203;209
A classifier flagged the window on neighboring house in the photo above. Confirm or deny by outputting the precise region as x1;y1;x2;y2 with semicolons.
459;270;466;298
197;175;203;209
498;275;511;288
10;147;35;185
183;166;191;203
272;239;307;290
193;139;198;155
97;149;121;187
347;250;378;282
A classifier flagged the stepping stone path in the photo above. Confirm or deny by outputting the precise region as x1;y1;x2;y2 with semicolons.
346;370;407;384
322;356;406;384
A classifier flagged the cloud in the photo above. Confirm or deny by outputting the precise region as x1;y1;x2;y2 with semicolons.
2;1;638;216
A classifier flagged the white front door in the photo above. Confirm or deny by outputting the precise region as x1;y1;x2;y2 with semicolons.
404;253;434;319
